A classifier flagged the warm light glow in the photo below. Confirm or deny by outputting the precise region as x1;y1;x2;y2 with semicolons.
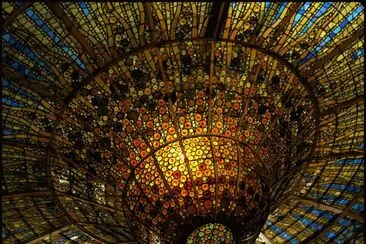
125;135;268;241
2;2;363;244
180;153;185;160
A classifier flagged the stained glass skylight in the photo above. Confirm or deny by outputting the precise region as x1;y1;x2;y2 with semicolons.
1;2;364;243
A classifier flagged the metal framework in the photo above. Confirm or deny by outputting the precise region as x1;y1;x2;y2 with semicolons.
306;190;364;242
290;196;364;223
25;224;71;244
320;95;364;116
2;2;33;27
45;3;104;68
2;3;364;244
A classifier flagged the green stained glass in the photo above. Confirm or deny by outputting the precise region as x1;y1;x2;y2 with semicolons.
187;223;234;244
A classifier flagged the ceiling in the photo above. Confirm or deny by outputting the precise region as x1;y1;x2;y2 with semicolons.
1;2;364;243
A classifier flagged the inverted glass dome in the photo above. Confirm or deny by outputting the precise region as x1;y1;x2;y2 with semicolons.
2;2;364;243
47;41;316;242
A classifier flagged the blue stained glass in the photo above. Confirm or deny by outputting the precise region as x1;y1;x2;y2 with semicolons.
300;3;333;35
307;208;323;216
25;8;88;72
359;143;365;150
2;80;34;99
323;212;334;220
3;130;14;136
3;56;41;80
339;218;352;227
2;97;22;107
336;158;364;165
9;60;18;69
318;3;332;16
265;2;271;11
321;196;338;204
293;3;311;27
294;15;301;24
336;223;363;241
351;202;364;212
273;2;288;24
311;5;363;54
325;232;337;239
324;184;361;193
307;193;350;206
352;49;364;60
79;2;90;15
55;237;67;244
2;33;51;73
302;51;316;63
266;220;297;243
337;199;350;205
302;207;334;220
292;213;323;231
